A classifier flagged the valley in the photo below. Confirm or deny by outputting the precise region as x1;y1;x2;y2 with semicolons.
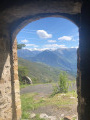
18;48;77;76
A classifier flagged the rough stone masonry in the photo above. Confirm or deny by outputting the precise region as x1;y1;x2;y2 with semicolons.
0;0;90;120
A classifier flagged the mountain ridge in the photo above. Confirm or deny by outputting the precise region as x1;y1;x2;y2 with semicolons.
18;48;77;76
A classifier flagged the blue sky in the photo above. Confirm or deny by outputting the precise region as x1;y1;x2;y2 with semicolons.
17;17;79;51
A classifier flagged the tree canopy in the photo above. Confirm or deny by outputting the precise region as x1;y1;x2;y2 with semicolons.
17;44;26;49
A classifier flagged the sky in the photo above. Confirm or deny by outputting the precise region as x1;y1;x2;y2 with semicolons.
17;17;79;51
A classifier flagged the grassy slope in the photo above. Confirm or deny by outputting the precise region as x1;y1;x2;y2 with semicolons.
18;57;75;84
18;57;61;83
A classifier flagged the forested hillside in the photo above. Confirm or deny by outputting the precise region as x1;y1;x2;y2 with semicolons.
18;57;75;83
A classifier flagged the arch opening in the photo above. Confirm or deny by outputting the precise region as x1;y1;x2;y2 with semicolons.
2;1;90;120
11;13;80;41
16;17;79;120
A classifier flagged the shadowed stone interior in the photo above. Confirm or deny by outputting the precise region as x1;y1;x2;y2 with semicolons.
0;0;90;120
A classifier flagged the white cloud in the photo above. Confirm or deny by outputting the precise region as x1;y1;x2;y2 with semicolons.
25;44;38;47
36;30;52;39
71;46;78;49
24;48;49;51
48;40;56;43
58;36;72;41
21;39;29;43
44;44;66;49
25;44;67;51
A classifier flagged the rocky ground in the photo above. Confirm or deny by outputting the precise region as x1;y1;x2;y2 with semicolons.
21;83;77;120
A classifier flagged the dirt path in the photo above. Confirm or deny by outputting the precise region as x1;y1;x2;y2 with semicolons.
20;83;53;95
20;83;76;95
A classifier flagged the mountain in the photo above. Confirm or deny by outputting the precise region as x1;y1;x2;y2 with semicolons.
17;48;77;76
53;48;77;75
18;57;75;83
18;49;41;58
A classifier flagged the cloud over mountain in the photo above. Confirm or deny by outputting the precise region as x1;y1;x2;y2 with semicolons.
25;44;38;47
44;44;66;49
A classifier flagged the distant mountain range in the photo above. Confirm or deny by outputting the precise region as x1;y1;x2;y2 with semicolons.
18;48;77;76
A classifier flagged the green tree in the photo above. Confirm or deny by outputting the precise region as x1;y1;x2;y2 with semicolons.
59;71;68;93
18;66;29;84
17;43;26;84
32;77;40;84
17;43;26;49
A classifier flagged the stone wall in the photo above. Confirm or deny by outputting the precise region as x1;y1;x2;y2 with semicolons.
11;38;21;120
0;25;21;119
1;0;90;120
0;28;12;119
0;0;81;119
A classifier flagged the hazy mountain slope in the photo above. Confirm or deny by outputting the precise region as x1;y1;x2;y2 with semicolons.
18;58;61;83
18;58;75;83
18;49;41;58
53;48;77;74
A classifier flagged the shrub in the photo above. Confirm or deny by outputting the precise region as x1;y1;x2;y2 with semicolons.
51;71;68;96
18;66;29;84
51;84;59;97
59;71;68;93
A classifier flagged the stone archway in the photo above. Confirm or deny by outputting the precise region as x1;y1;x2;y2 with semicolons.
12;15;79;120
0;0;90;120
